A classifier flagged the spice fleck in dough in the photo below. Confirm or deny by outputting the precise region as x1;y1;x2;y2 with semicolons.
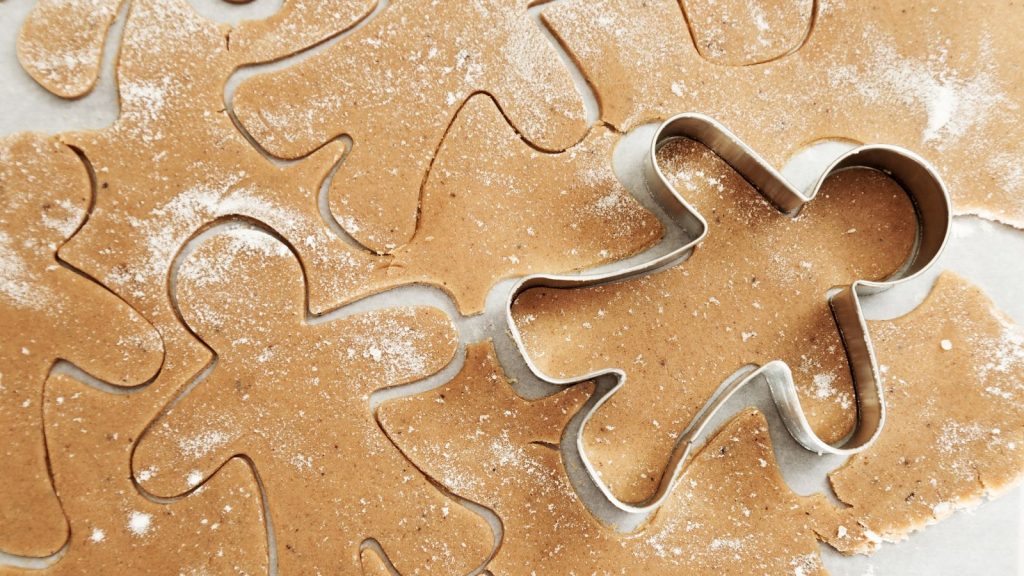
544;0;1024;228
132;229;491;575
511;138;917;504
828;272;1024;554
0;133;163;557
380;342;840;575
232;0;589;253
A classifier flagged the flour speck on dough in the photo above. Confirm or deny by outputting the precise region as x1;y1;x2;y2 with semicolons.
126;511;153;537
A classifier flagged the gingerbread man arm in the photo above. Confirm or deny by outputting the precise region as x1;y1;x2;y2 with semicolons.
54;268;164;387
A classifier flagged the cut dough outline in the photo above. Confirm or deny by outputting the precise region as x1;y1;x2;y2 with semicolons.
0;370;271;575
131;226;494;575
4;1;1019;569
0;132;165;558
826;271;1024;555
16;0;125;99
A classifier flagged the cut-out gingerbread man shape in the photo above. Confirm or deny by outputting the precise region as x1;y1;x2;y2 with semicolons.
510;138;918;505
542;0;1024;228
681;0;813;65
380;342;849;574
232;0;589;253
0;371;268;575
0;133;163;557
132;228;491;575
827;272;1024;554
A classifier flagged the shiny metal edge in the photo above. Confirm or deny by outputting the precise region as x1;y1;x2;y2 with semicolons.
504;113;951;514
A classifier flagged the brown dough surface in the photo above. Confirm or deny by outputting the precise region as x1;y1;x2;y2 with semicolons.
0;133;163;557
16;0;124;98
22;12;657;567
511;138;917;504
232;0;589;253
681;0;813;65
132;229;491;575
380;342;840;575
389;94;662;313
543;0;1024;227
0;372;268;575
827;272;1024;554
7;0;1023;572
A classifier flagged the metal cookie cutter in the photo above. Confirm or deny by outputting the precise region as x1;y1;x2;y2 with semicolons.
505;113;951;514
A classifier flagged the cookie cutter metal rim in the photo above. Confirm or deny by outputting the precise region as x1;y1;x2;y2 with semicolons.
505;112;951;515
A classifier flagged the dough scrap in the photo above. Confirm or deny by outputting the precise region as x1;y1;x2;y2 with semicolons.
132;229;492;575
510;138;917;504
388;94;662;313
0;372;268;575
232;0;589;253
0;133;163;557
543;0;1024;227
681;0;813;65
16;0;124;98
379;341;838;575
827;272;1024;554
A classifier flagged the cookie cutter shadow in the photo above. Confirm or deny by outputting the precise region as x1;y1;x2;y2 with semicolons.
505;113;951;514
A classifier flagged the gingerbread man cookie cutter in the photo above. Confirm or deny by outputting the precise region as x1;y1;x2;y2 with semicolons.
505;113;951;514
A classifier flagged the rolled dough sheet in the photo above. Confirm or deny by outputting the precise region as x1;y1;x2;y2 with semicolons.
0;372;269;576
232;0;589;253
